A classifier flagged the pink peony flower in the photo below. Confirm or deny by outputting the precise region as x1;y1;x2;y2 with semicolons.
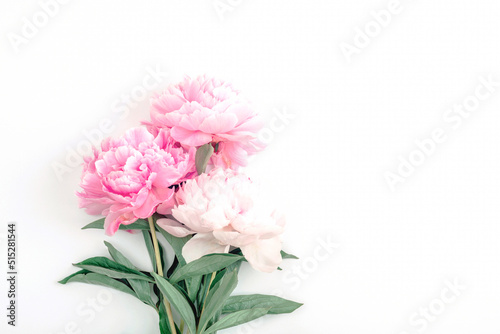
77;127;196;236
147;76;264;169
157;168;285;273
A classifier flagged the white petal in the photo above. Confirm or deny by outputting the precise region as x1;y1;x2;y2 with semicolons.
182;233;230;263
156;218;195;237
213;228;257;247
173;207;211;233
240;237;282;273
200;206;230;230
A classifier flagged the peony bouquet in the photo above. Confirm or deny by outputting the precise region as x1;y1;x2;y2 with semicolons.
60;76;302;333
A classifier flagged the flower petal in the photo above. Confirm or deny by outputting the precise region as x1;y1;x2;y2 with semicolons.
157;218;195;237
199;113;238;134
123;127;154;149
182;233;229;263
170;127;212;146
240;237;282;273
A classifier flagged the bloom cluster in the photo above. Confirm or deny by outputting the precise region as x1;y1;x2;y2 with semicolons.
64;76;301;334
77;75;282;272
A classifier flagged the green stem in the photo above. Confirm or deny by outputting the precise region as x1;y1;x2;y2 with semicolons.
148;216;177;334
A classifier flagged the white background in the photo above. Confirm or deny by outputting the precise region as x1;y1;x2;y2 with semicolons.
1;0;500;333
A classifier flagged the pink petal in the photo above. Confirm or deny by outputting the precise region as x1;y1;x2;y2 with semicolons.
224;103;255;125
221;142;249;167
151;94;185;114
153;128;174;148
156;192;177;215
181;76;201;101
178;105;211;130
133;191;159;218
199;113;238;134
152;186;175;203
170;127;212;146
104;211;128;236
154;166;183;187
123;128;154;149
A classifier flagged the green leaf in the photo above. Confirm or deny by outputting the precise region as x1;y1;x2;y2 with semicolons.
59;269;91;284
281;250;299;260
225;260;243;275
104;241;137;269
73;257;154;282
81;218;106;230
198;269;239;333
222;294;303;315
82;218;150;231
152;273;197;334
104;241;155;308
204;307;271;334
130;280;155;308
196;274;212;312
186;274;202;304
208;299;225;332
210;269;227;289
158;299;173;334
209;260;241;291
169;254;244;284
59;272;136;297
158;300;184;334
156;223;191;266
195;143;214;175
